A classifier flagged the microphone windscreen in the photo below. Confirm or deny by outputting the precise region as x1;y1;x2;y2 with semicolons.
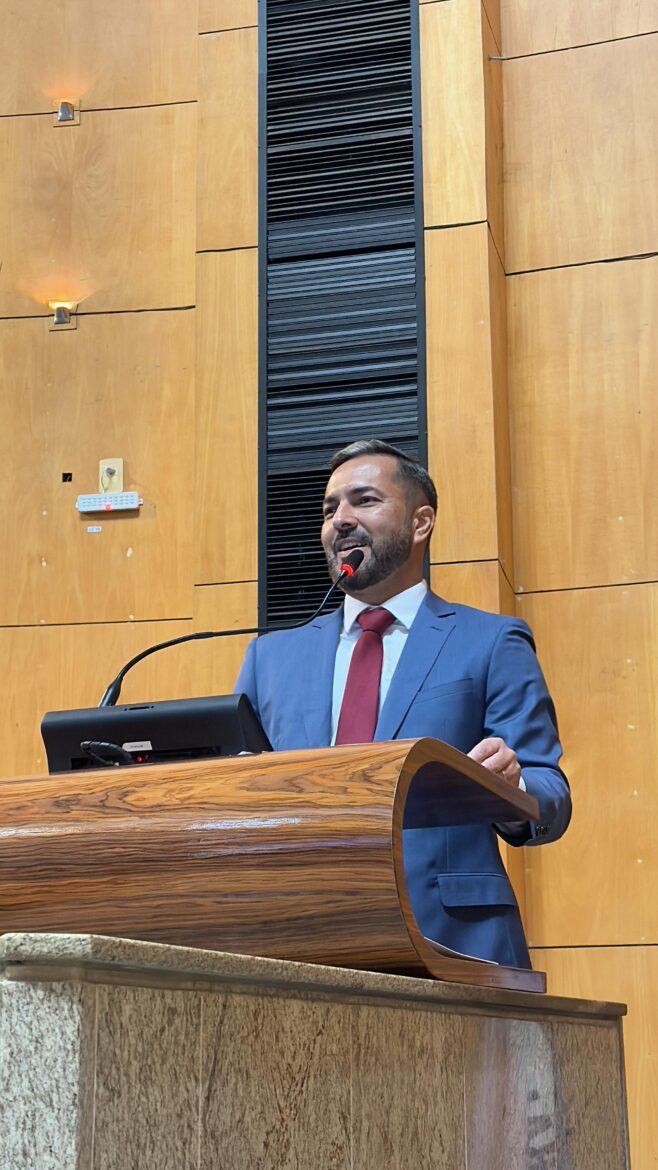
341;548;365;576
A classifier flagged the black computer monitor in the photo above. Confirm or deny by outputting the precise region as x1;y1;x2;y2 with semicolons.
41;693;272;774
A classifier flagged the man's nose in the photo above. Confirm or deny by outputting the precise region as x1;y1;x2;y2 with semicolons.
331;500;357;529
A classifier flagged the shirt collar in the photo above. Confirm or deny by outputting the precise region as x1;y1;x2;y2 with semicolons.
342;579;428;635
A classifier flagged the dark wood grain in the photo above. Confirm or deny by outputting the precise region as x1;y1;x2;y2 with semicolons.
0;739;544;991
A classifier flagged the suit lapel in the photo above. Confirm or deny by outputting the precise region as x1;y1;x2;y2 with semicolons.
375;592;456;741
297;607;342;748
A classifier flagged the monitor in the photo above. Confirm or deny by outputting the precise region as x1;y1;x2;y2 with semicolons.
41;693;272;774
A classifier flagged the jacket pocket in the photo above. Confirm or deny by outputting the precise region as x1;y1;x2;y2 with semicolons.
436;873;518;908
414;678;473;704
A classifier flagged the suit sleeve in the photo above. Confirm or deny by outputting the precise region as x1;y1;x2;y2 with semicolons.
484;618;571;847
234;637;260;718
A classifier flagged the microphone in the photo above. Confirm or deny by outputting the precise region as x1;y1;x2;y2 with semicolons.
98;548;365;706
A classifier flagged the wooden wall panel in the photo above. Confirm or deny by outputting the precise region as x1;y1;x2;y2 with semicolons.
508;256;658;593
426;223;503;565
195;250;258;585
483;16;505;261
504;35;658;271
200;0;258;34
481;0;502;54
430;561;513;616
421;0;487;227
0;104;196;316
533;946;658;1170
0;583;256;781
518;584;658;948
198;27;258;251
0;0;197;116
502;0;658;58
0;311;195;626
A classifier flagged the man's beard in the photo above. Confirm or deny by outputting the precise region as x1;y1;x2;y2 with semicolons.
325;526;414;592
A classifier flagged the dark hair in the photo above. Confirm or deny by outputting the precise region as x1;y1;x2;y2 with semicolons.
329;439;438;512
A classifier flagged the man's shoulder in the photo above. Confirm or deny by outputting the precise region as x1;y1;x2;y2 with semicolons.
251;610;339;654
425;591;532;641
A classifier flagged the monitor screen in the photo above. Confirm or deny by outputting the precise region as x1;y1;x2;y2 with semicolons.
41;693;272;774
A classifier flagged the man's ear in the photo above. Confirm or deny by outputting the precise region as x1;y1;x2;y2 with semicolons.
413;505;435;545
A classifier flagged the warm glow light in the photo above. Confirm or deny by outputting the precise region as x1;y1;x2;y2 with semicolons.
47;300;77;313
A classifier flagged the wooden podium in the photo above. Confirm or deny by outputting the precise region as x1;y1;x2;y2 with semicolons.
0;737;544;991
0;741;630;1168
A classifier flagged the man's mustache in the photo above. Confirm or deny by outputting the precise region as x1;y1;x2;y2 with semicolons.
332;533;372;555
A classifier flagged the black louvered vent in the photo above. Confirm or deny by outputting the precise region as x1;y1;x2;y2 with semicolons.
262;0;424;625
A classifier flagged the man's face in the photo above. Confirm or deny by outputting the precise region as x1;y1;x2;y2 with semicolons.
321;455;425;596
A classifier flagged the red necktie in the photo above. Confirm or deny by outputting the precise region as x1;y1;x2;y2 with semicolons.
335;608;396;745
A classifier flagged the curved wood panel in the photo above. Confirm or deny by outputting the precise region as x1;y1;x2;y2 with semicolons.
0;0;196;116
0;740;543;991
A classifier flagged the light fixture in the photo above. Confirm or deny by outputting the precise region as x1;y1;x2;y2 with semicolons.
54;100;80;127
48;301;78;331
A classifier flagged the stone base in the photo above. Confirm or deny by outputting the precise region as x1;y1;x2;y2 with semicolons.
0;933;629;1169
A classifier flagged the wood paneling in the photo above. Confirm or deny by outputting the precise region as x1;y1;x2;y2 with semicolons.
488;231;513;581
502;0;658;58
0;583;256;780
426;223;502;564
518;584;658;948
198;28;258;251
0;310;195;627
195;250;258;585
533;945;657;1170
483;18;505;261
0;104;196;317
508;256;658;592
504;35;658;271
481;0;502;54
199;0;257;34
430;561;514;616
421;0;487;227
0;0;197;116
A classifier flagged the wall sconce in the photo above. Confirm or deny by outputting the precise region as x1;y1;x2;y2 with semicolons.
48;301;78;331
54;100;80;127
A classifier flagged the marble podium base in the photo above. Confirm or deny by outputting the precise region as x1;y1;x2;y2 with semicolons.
0;933;629;1169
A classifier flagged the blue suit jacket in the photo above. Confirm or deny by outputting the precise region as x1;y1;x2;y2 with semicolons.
235;590;571;968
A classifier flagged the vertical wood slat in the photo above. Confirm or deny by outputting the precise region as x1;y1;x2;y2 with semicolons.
421;0;487;228
195;250;259;586
198;26;258;251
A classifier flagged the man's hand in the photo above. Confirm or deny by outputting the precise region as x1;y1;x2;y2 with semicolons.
468;737;521;788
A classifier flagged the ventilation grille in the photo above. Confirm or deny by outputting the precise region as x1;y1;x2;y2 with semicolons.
263;0;423;625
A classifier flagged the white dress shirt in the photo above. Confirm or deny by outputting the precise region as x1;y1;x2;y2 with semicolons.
330;580;428;744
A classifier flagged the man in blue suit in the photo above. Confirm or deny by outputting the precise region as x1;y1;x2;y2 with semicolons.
235;440;571;969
